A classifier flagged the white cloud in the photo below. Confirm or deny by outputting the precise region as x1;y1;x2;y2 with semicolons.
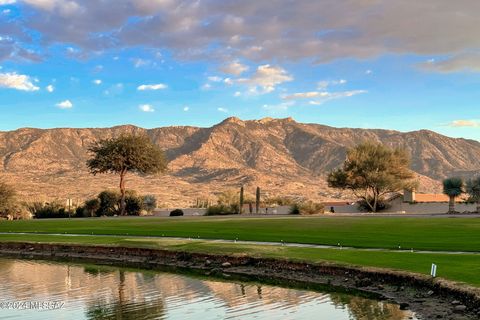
237;64;293;94
207;76;222;82
201;83;212;90
365;69;373;75
183;106;189;112
137;83;167;91
220;61;249;76
217;107;228;113
93;79;102;85
46;84;54;92
233;91;241;97
132;58;156;68
448;120;480;127
139;104;155;112
318;79;347;89
56;100;73;109
0;0;16;5
224;78;233;85
283;89;367;105
262;101;295;112
0;72;40;91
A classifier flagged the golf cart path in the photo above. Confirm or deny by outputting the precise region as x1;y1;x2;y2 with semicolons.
1;232;478;255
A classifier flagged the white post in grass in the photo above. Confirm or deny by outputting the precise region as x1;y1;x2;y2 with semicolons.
430;263;437;278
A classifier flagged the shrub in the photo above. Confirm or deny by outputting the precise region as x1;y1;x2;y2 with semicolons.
357;198;390;212
289;203;300;215
143;195;157;213
170;209;184;216
289;201;324;215
206;204;239;216
28;202;71;219
97;190;120;216
125;191;144;216
299;201;325;215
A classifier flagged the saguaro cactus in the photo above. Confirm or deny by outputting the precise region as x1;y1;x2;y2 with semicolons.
256;186;261;214
239;186;244;214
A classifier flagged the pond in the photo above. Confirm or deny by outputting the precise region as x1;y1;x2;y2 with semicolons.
0;258;417;319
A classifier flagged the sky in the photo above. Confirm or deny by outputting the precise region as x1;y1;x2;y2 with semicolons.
1;1;480;140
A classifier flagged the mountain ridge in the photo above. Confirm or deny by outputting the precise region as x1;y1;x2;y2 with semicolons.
1;117;479;206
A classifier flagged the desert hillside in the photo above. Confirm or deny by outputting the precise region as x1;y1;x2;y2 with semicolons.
1;117;479;206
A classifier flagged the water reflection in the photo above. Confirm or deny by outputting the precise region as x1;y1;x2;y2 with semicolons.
0;258;417;320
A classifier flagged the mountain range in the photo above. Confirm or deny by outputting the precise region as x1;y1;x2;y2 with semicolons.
1;117;480;207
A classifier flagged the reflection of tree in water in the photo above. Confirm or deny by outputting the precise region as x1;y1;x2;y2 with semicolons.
329;293;409;320
85;270;165;320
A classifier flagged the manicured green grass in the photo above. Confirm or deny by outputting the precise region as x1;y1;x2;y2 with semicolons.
0;233;479;287
0;216;479;252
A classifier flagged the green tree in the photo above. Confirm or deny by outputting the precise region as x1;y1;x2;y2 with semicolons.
97;190;120;216
0;181;16;217
327;142;416;212
87;134;168;215
443;177;464;213
466;177;480;213
84;198;100;217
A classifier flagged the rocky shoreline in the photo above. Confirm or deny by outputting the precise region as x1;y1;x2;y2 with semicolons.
0;242;479;319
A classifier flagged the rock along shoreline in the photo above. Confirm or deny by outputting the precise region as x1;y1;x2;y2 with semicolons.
0;242;479;319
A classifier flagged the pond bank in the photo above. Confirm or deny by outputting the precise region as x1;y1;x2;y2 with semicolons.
0;242;479;319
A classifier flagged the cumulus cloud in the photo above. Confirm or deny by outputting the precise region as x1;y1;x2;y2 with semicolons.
217;107;228;113
93;79;102;85
0;72;39;91
448;120;480;127
0;0;16;5
139;104;154;112
56;99;72;109
237;64;292;94
183;106;189;111
137;83;167;91
46;84;54;92
283;89;367;105
220;61;249;76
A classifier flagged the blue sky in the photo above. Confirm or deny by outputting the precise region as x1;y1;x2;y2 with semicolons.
1;1;480;140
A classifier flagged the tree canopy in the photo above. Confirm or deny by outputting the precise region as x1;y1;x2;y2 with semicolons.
327;142;417;212
443;177;464;213
0;181;16;216
87;134;168;215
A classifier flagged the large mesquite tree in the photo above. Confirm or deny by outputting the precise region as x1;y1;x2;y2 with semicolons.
87;134;168;215
327;142;417;212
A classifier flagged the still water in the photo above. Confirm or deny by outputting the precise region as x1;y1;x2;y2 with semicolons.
0;258;417;320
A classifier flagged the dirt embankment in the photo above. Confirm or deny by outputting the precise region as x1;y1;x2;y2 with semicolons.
0;242;479;319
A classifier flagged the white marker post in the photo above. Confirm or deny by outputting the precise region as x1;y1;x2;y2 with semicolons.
430;263;437;278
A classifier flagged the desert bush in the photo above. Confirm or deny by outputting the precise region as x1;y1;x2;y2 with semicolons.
97;190;120;216
125;191;143;216
143;195;157;213
289;201;324;215
357;198;390;212
0;181;17;218
169;209;184;216
206;204;239;215
267;196;295;206
289;203;301;215
28;201;70;219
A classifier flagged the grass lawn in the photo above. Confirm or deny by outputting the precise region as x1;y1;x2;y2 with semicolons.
0;215;479;252
0;233;479;287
